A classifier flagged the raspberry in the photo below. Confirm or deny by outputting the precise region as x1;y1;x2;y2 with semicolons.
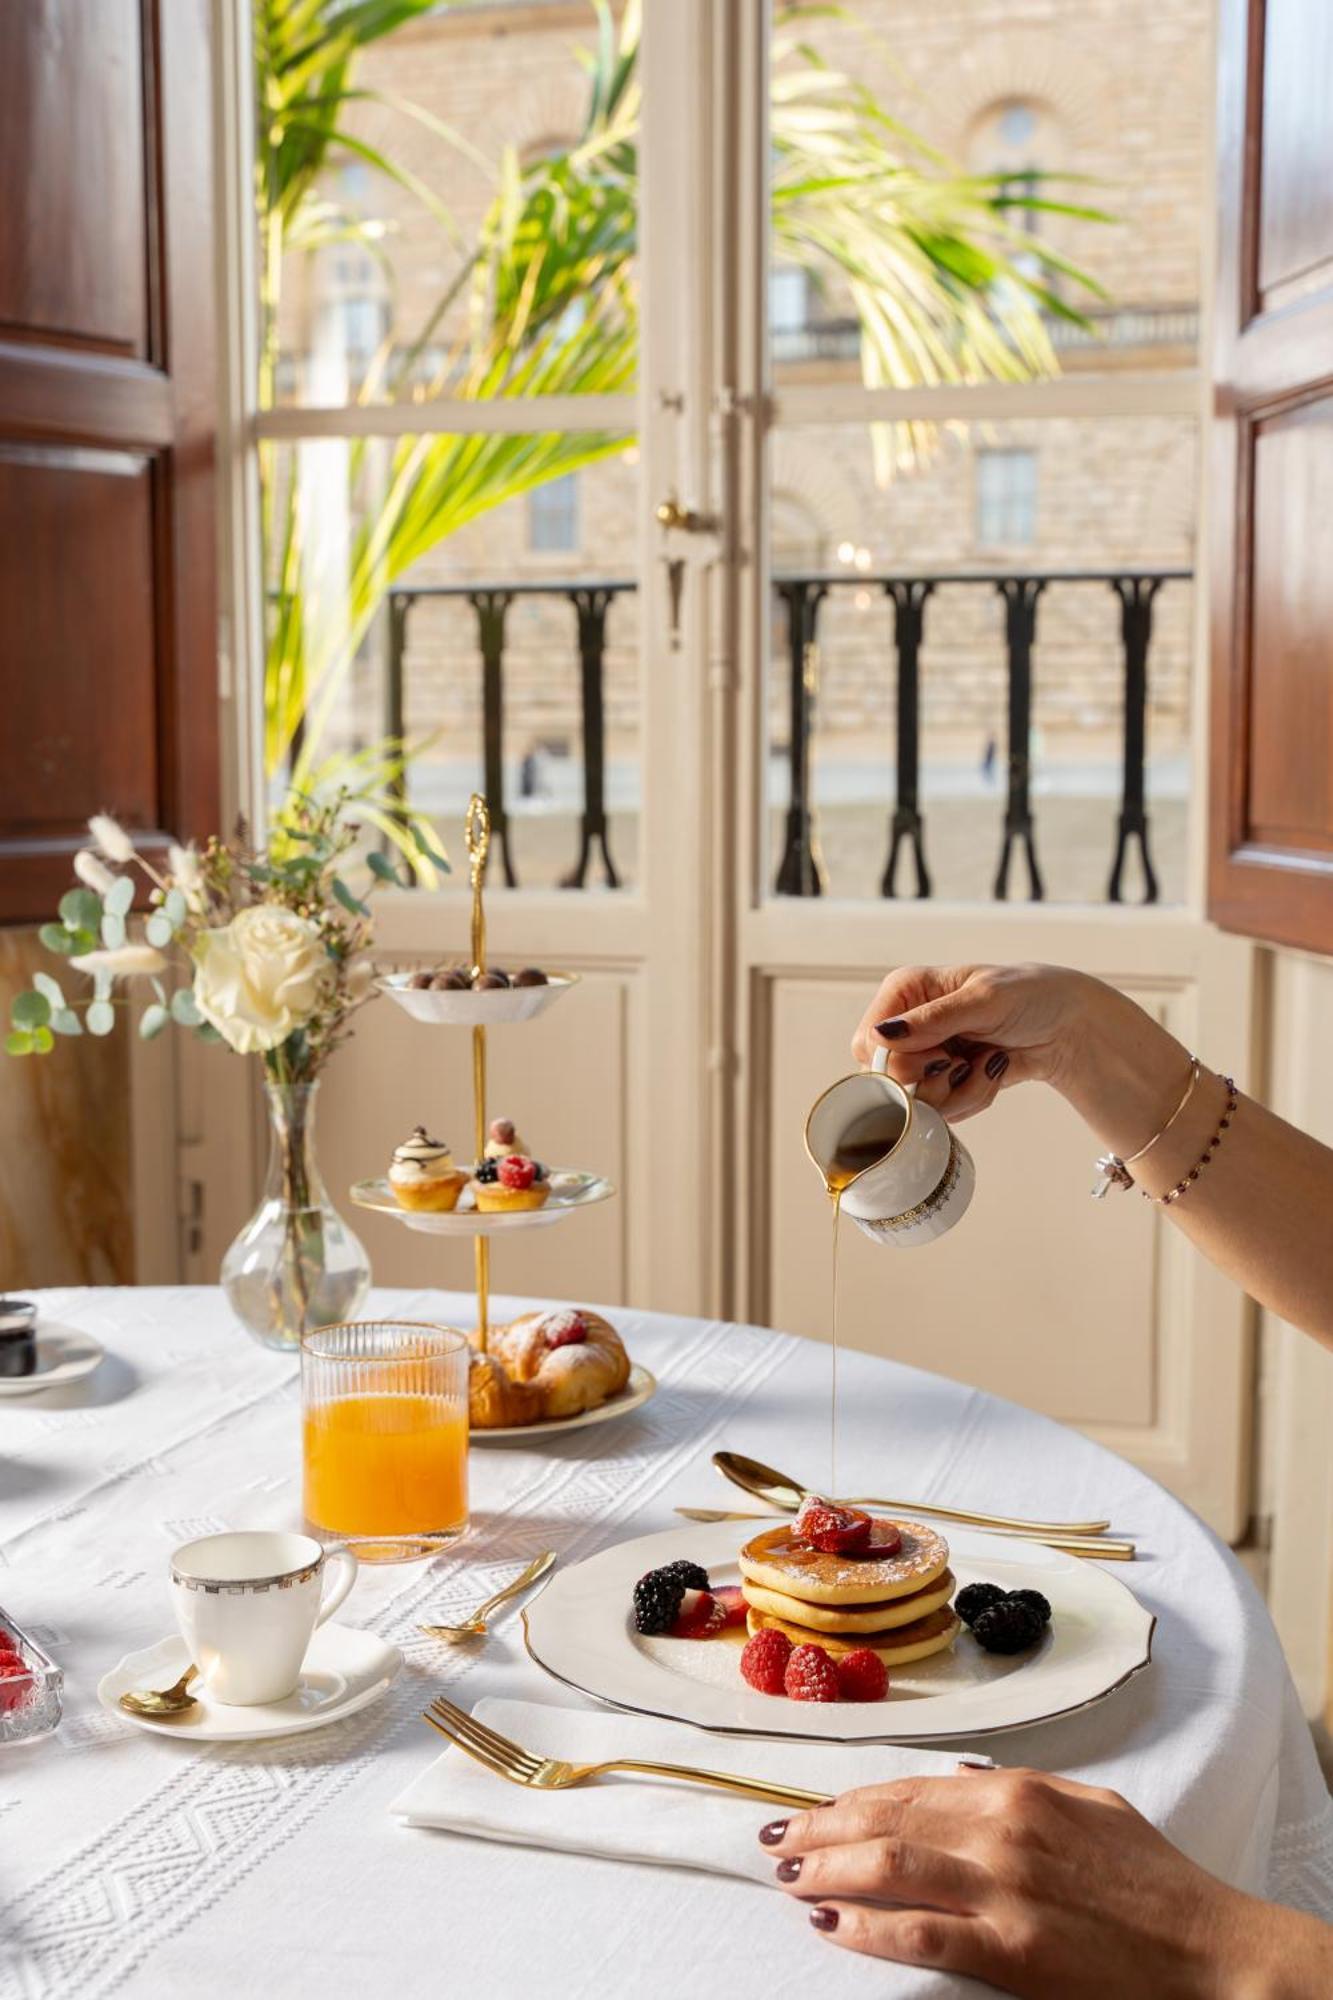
784;1643;841;1702
498;1154;537;1190
835;1648;889;1701
672;1588;726;1639
542;1309;588;1349
955;1582;1006;1628
795;1502;874;1556
971;1598;1045;1654
712;1584;748;1629
740;1628;792;1694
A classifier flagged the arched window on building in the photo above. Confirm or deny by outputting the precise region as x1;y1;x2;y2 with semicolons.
967;99;1058;286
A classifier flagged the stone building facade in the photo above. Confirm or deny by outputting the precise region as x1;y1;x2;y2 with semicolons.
274;0;1209;894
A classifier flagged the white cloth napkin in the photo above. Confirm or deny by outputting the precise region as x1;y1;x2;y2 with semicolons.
390;1698;985;1886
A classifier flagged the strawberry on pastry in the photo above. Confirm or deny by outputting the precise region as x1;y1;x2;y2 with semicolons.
712;1584;748;1629
784;1643;842;1702
671;1588;726;1639
794;1497;878;1555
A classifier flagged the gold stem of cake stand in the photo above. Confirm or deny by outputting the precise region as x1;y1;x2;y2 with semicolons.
466;795;491;1354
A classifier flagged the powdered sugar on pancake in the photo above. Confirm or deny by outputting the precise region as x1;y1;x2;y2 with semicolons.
739;1517;950;1604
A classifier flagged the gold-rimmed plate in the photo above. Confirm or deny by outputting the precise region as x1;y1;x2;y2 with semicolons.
377;971;579;1027
471;1362;657;1444
350;1172;614;1235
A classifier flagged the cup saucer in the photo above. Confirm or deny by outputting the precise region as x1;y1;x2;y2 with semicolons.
98;1623;402;1742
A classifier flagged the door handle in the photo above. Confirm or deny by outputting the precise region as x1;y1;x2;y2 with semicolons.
655;496;718;534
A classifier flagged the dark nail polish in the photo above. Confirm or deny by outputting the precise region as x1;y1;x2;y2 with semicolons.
875;1018;911;1040
810;1907;839;1933
776;1857;802;1882
949;1061;973;1088
984;1050;1009;1081
925;1056;951;1077
758;1819;789;1846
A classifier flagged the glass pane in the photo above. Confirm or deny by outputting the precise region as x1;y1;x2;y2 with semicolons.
767;5;1202;387
256;4;638;408
263;434;641;891
766;417;1197;905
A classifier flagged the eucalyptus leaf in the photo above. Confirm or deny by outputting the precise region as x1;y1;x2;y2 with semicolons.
195;1021;224;1044
145;912;174;948
39;923;78;956
87;1000;116;1037
32;972;64;1007
11;991;51;1030
31;1026;54;1054
138;1004;169;1041
104;876;135;918
51;1009;83;1036
5;1029;33;1056
332;877;369;918
66;928;98;956
164;888;188;926
366;850;400;883
170;987;202;1027
93;969;113;1002
101;912;126;949
59;888;103;933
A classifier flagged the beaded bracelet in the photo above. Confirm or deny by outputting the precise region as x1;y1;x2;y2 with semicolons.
1142;1076;1237;1206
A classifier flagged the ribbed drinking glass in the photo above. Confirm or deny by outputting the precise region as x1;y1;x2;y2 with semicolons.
301;1322;469;1562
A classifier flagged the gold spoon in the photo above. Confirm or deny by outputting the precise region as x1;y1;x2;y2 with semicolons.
713;1451;1115;1540
677;1504;1135;1560
419;1549;557;1643
118;1662;201;1718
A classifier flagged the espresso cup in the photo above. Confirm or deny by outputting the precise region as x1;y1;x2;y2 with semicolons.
169;1530;357;1706
804;1046;975;1246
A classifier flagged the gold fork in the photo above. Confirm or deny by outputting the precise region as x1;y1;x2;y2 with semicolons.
423;1694;830;1809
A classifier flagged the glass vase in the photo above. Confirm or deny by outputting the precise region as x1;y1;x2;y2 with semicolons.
221;1080;371;1354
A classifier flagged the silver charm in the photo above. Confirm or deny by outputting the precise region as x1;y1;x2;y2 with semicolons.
1091;1153;1134;1199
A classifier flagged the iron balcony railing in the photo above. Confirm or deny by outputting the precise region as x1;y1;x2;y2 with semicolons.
385;564;1190;902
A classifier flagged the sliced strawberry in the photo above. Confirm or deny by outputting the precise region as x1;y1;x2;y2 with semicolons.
796;1503;874;1555
671;1588;726;1639
712;1584;748;1629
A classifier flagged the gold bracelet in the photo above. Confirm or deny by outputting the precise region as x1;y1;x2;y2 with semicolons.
1142;1077;1237;1205
1091;1054;1201;1199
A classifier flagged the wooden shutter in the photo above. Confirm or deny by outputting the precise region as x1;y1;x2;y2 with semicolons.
0;0;218;925
1209;0;1333;952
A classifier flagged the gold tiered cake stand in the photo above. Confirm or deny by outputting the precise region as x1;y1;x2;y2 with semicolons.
349;794;615;1354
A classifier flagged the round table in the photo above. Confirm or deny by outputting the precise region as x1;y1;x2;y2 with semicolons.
2;1286;1330;1999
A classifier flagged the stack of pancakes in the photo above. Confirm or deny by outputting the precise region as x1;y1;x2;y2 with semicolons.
740;1518;961;1664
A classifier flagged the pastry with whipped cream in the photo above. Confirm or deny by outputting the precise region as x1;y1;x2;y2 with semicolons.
483;1116;527;1160
388;1125;468;1212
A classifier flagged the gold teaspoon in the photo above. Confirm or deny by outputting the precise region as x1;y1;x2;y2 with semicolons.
118;1662;200;1718
420;1549;557;1643
678;1504;1134;1559
713;1450;1115;1540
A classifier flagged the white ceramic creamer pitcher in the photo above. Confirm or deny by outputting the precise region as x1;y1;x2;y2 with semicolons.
804;1046;974;1246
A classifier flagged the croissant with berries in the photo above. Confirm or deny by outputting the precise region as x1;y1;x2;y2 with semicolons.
485;1307;630;1420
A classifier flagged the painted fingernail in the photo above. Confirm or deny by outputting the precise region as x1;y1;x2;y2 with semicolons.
875;1018;911;1039
810;1907;839;1933
758;1819;789;1846
925;1056;951;1077
949;1061;972;1088
984;1050;1009;1081
776;1857;802;1882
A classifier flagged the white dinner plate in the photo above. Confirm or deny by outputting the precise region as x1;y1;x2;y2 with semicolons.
350;1172;614;1235
471;1362;657;1444
0;1327;104;1398
523;1519;1154;1744
378;971;578;1027
98;1622;401;1743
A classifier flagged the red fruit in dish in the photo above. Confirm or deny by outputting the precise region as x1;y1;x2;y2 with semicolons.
672;1588;726;1639
796;1502;875;1555
712;1584;748;1629
835;1647;889;1702
0;1651;25;1678
489;1117;516;1144
543;1309;588;1349
498;1154;537;1191
740;1628;793;1694
784;1643;842;1703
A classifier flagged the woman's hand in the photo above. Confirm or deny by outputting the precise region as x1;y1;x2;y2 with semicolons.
761;1767;1333;1997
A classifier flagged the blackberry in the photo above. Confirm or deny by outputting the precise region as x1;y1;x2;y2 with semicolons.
658;1559;710;1593
473;1158;499;1184
530;1161;547;1181
632;1569;687;1635
955;1582;1006;1629
1007;1588;1051;1629
971;1598;1045;1655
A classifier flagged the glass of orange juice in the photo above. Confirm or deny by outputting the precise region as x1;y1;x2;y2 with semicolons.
301;1321;469;1562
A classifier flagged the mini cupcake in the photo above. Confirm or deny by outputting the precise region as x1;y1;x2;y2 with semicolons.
483;1116;528;1161
388;1126;468;1213
470;1153;550;1213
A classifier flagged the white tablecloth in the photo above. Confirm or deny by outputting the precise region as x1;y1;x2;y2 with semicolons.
1;1287;1329;2000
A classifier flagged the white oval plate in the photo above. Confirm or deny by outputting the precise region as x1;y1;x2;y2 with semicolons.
350;1172;614;1235
0;1327;104;1398
524;1519;1154;1744
378;971;578;1027
98;1622;401;1743
472;1362;657;1444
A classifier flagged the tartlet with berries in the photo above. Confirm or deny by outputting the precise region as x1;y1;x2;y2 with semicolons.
469;1153;551;1212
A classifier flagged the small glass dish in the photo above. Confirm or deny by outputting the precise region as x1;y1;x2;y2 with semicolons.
0;1606;64;1744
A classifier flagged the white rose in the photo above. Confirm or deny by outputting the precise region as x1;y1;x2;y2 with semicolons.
192;906;333;1055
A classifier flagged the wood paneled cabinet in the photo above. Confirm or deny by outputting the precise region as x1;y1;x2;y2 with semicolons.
0;0;218;924
1210;0;1333;953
